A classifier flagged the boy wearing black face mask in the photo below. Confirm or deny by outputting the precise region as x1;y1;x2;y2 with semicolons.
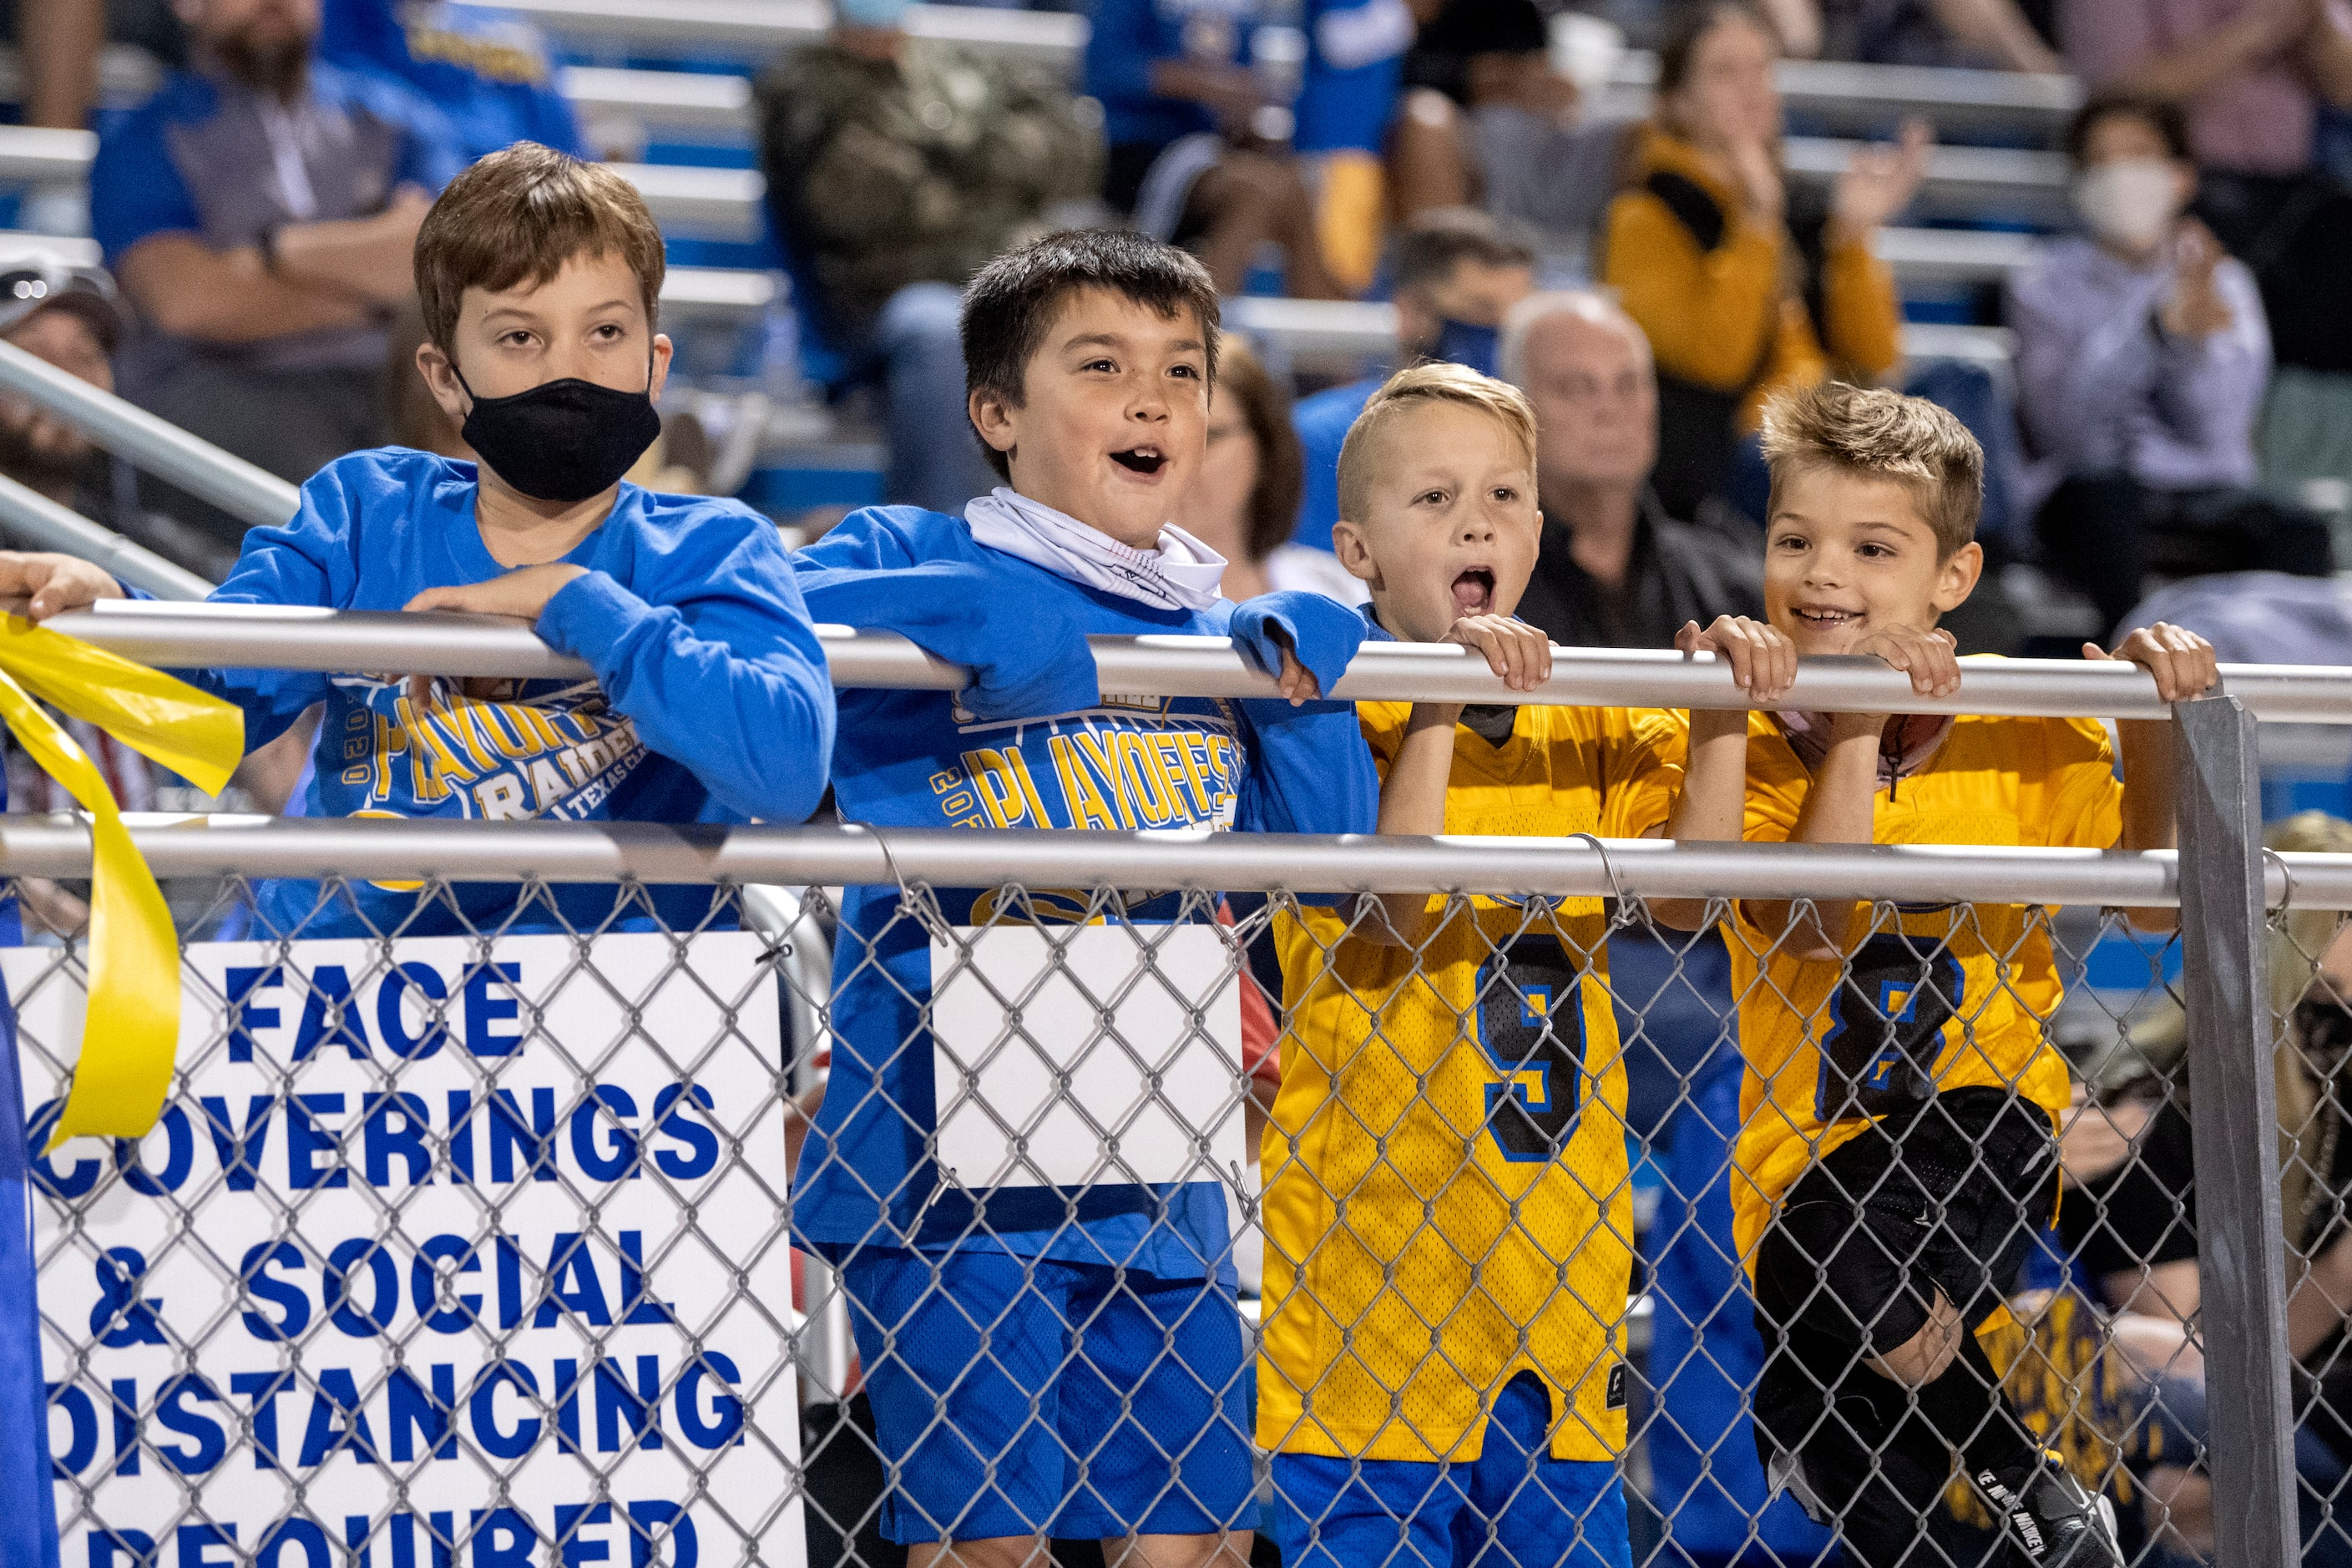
0;142;837;939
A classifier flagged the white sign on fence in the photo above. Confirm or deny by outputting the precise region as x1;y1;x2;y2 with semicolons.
929;923;1246;1190
8;931;802;1568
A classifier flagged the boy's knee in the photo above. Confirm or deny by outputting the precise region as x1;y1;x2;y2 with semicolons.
1863;1290;1965;1388
1196;153;1305;222
908;1537;1047;1568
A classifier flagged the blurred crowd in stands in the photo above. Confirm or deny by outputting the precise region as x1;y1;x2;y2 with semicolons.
12;0;2352;1561
7;0;2350;653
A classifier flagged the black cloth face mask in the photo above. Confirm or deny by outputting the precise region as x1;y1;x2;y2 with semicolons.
455;358;662;504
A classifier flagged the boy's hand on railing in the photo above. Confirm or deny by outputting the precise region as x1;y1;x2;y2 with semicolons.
403;564;588;626
1441;615;1551;693
1229;590;1365;707
2092;620;2219;704
1849;624;1960;700
0;550;124;621
401;565;590;713
1273;645;1321;706
1676;615;1797;706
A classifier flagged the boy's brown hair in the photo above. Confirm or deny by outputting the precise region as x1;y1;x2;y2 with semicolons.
1337;362;1539;524
963;230;1222;483
414;143;666;360
1759;381;1983;556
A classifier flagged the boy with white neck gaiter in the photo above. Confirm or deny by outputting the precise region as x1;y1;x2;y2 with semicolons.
792;229;1378;1568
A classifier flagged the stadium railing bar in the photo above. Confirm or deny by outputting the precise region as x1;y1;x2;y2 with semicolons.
1;807;2347;910
18;618;2339;1568
0;471;206;600
0;337;296;530
46;598;2352;720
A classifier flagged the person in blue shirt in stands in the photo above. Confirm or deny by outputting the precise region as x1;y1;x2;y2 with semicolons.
792;228;1378;1568
90;0;466;520
1295;0;1415;295
1085;0;1343;297
318;0;589;160
0;144;836;942
1292;206;1536;551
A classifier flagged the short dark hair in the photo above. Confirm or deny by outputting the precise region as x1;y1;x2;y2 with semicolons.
962;230;1222;482
1393;208;1539;297
414;142;665;358
2066;91;2193;165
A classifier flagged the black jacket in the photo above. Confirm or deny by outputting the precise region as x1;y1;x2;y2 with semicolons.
1515;490;1765;650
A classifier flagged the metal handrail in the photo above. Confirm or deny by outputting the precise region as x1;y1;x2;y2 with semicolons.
0;474;210;599
0;339;299;528
8;812;2350;908
44;598;2352;721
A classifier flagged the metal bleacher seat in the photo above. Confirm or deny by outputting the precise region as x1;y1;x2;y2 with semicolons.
521;1;2083;149
0;128;762;245
0;122;2058;263
554;63;2078;234
0;225;773;326
0;8;2039;411
1601;53;2080;139
0;5;2073;291
1226;293;2016;378
1874;225;2037;287
608;163;766;241
1786;137;2069;224
0;127;2040;271
0;128;96;186
560;64;754;140
508;0;1081;64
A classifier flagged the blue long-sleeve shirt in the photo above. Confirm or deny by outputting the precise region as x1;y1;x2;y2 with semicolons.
1295;0;1413;154
789;503;1378;1280
1086;0;1267;149
2006;233;2272;515
189;448;835;936
318;0;590;162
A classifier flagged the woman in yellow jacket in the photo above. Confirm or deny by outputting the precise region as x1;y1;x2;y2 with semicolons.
1604;0;1930;516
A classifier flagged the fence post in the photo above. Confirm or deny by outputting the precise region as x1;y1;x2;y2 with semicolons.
2174;694;2297;1565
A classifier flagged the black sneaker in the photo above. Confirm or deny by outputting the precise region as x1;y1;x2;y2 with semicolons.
1978;1457;2124;1567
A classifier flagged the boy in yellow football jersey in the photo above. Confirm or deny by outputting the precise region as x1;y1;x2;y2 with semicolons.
1257;361;1702;1568
1666;382;2216;1567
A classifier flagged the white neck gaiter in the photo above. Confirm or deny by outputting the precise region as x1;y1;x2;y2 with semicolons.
964;487;1227;611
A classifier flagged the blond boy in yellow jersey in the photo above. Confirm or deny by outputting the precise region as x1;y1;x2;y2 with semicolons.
1662;382;2218;1568
1258;362;1725;1568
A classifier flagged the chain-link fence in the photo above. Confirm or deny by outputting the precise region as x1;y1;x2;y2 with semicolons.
14;793;2334;1568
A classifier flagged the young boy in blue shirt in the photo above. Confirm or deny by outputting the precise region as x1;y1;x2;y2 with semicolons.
0;143;836;938
792;228;1378;1568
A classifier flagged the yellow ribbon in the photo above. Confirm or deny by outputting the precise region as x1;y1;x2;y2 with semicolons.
0;615;243;1149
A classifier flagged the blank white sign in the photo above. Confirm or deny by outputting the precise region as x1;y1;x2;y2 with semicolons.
928;923;1247;1191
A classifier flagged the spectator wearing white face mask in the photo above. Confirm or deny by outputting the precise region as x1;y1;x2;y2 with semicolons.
2008;91;2328;635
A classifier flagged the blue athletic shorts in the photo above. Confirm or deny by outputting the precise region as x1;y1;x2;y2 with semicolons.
843;1247;1255;1545
1272;1373;1632;1568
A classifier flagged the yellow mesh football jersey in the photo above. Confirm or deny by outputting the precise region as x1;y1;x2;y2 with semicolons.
1727;711;2124;1271
1258;701;1685;1464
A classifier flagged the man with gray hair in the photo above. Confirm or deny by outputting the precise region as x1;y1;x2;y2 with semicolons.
1502;289;1763;647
